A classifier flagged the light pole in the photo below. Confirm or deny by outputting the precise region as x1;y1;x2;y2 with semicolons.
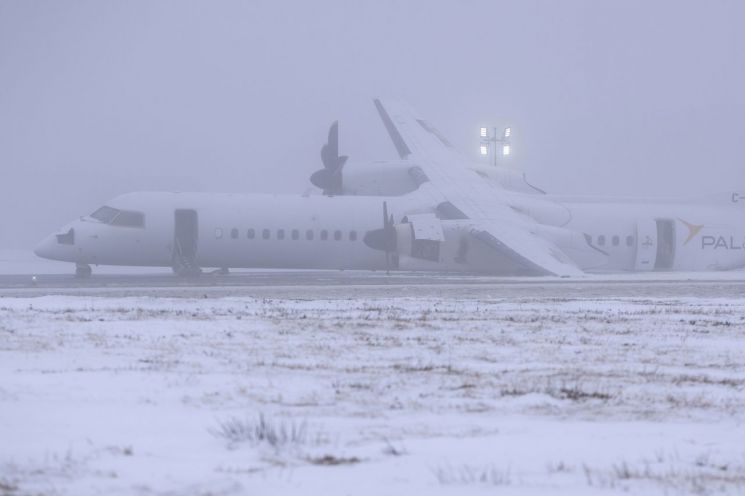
480;126;511;166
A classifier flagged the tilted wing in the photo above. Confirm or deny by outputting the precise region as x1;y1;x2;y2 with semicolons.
374;98;583;277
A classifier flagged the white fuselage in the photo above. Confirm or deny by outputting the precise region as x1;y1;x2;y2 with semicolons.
34;190;745;274
35;192;414;271
559;200;745;272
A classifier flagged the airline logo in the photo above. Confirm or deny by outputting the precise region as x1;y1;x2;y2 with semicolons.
678;219;704;246
680;218;745;250
701;236;745;250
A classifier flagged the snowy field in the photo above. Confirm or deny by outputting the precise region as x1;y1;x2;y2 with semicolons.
1;292;745;495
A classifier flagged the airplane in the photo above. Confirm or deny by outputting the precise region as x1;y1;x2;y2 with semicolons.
34;99;745;278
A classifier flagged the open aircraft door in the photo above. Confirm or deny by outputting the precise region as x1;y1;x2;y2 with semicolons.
173;209;201;276
634;219;657;271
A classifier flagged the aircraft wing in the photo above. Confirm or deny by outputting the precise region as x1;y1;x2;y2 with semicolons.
374;98;583;277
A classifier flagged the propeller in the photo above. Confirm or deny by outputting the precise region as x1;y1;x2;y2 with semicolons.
363;201;398;271
310;121;348;196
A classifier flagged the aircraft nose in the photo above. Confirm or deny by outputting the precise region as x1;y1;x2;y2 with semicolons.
33;236;56;259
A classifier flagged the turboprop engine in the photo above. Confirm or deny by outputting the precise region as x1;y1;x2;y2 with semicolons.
362;204;522;273
309;121;549;197
310;121;424;197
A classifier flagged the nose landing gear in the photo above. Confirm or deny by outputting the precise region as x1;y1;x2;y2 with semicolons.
75;263;92;279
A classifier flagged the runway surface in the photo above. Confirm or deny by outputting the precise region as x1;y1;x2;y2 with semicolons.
1;269;745;299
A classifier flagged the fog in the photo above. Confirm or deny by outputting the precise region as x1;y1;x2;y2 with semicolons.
1;0;744;249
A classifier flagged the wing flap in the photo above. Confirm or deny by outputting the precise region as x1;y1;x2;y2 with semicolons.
471;223;583;277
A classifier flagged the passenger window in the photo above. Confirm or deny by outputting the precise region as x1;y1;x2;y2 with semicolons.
626;235;634;247
612;235;619;246
291;229;299;240
231;228;239;239
349;231;357;241
320;230;328;241
215;228;223;239
597;235;606;246
277;229;285;240
334;230;342;241
247;228;255;239
262;229;270;240
111;210;144;228
306;230;314;240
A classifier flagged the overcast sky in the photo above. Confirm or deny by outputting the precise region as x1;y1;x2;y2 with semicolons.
1;0;744;248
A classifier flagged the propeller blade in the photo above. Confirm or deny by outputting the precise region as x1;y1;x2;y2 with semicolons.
327;121;339;155
310;169;331;190
312;121;347;195
363;202;398;272
321;121;339;170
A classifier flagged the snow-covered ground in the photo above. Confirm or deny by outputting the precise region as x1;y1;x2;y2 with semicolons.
1;294;745;495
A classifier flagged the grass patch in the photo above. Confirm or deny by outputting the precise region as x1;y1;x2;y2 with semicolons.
210;413;311;448
305;455;361;466
434;463;511;486
0;479;19;493
500;379;612;402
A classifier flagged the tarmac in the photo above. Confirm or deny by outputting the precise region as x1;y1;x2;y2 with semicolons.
1;269;744;299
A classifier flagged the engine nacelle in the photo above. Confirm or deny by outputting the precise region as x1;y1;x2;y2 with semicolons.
342;161;420;196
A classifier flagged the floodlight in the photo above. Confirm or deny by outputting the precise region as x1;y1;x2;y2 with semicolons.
503;127;511;138
480;144;489;156
502;144;511;156
480;127;488;138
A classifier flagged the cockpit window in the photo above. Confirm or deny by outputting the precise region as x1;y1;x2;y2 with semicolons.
90;206;144;227
91;206;120;223
111;210;145;227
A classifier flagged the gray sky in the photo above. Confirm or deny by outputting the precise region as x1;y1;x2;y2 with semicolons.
1;0;744;249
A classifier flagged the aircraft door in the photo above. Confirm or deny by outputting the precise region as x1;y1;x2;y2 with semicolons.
634;219;657;271
173;209;200;275
654;219;676;270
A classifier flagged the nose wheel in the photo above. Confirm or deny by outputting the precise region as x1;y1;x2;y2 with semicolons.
75;264;92;279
